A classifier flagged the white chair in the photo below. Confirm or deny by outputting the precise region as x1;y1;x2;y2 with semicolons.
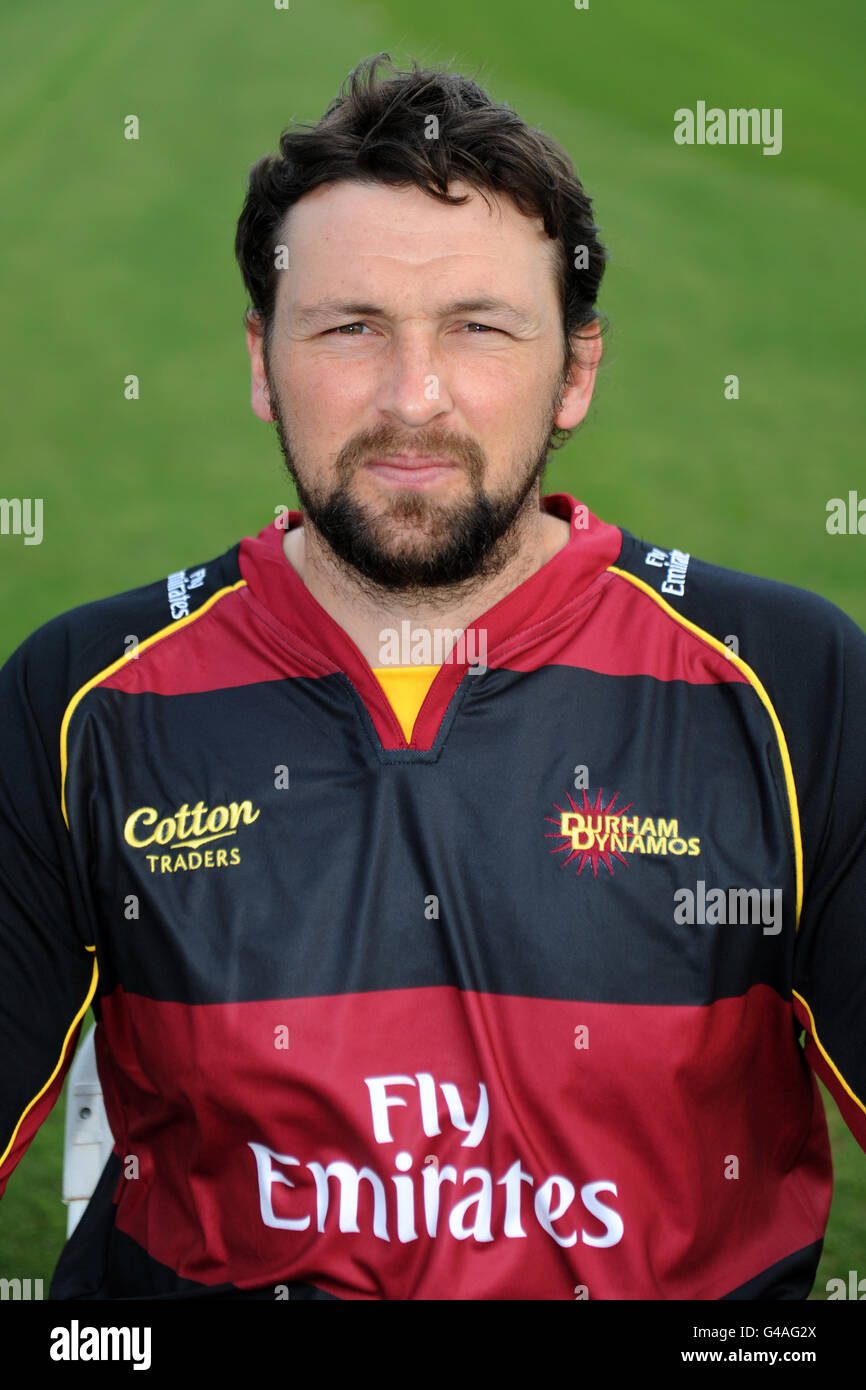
62;1023;114;1236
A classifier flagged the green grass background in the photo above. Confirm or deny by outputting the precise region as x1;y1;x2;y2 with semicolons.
0;0;863;1298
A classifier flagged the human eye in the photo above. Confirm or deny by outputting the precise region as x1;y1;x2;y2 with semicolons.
325;322;374;336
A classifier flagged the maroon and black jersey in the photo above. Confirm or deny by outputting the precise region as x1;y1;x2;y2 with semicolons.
1;493;864;1300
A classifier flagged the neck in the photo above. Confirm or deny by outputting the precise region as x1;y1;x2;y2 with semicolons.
281;497;570;668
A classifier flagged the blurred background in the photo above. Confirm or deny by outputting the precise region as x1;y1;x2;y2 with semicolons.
0;0;863;1297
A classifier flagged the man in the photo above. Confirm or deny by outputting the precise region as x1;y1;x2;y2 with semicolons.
1;54;864;1301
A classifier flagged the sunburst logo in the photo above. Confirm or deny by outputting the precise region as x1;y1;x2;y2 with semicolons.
545;788;702;879
545;789;633;879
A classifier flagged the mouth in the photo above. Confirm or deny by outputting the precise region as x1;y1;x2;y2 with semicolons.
362;454;461;490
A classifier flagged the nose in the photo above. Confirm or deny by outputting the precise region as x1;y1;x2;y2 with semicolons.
372;328;454;427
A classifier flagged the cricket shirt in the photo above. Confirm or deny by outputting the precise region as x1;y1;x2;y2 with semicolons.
1;493;864;1300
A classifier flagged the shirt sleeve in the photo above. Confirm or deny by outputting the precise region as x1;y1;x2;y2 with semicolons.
0;546;242;1199
788;601;866;1148
0;623;99;1199
616;531;866;1151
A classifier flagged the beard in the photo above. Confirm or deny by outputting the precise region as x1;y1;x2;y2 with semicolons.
265;363;564;600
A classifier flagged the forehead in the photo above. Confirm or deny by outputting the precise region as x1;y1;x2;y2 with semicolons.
276;179;559;304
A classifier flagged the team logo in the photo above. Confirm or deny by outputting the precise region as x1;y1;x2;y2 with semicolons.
123;797;259;874
545;788;701;879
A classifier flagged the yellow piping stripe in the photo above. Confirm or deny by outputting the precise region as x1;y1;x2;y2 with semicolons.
794;989;866;1120
59;580;248;827
607;566;804;926
0;953;99;1174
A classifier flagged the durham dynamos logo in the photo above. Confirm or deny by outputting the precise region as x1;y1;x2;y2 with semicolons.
123;798;259;874
545;788;701;879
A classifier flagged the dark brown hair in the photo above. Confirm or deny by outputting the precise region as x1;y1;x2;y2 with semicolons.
235;53;607;447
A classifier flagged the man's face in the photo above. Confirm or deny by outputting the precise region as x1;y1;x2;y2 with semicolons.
247;179;598;592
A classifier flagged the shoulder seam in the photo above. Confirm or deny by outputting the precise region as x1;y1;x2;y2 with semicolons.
59;579;247;827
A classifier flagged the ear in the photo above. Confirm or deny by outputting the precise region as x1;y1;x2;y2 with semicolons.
553;323;603;430
245;312;275;424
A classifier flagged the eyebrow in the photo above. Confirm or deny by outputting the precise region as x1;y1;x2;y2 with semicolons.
292;297;536;332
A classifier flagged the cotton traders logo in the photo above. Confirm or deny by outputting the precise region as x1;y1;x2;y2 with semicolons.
123;798;259;874
545;789;701;879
